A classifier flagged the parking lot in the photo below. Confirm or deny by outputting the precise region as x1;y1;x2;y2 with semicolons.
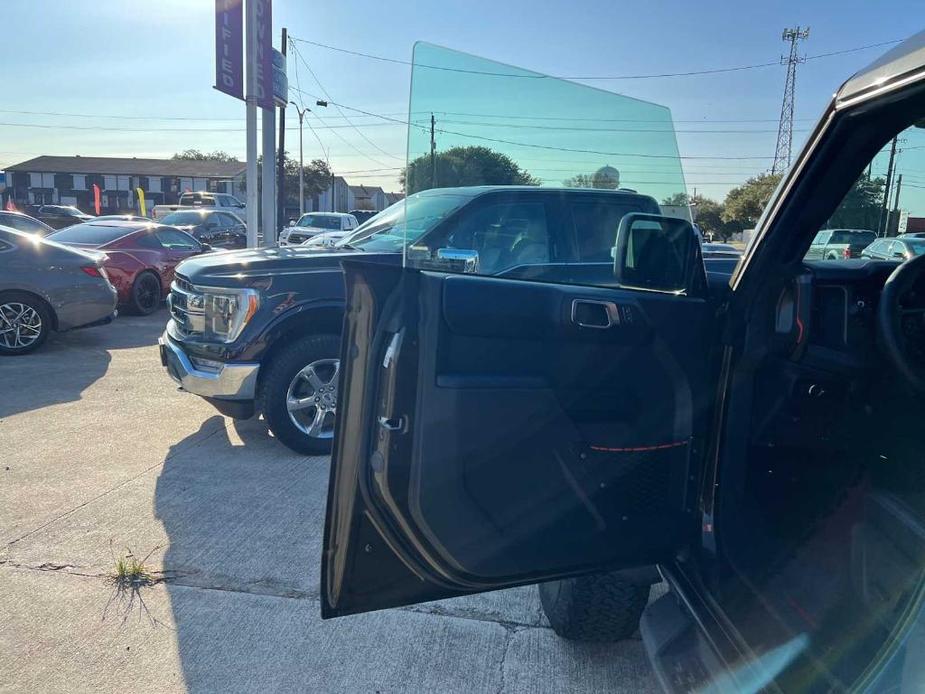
0;311;658;693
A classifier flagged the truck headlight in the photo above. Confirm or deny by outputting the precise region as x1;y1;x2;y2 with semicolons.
202;288;259;342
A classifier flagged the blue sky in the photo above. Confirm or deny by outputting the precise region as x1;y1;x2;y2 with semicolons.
1;0;922;202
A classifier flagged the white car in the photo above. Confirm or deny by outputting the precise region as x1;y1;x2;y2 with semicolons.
278;212;359;247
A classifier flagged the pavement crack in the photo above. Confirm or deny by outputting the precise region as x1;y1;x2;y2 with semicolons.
495;625;518;694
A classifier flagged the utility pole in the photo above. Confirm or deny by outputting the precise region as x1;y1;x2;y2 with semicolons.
893;173;904;212
878;135;898;236
289;102;308;215
244;0;259;248
276;27;287;229
430;113;437;189
771;26;810;175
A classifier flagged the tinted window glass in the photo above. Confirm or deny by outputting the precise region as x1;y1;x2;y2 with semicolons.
831;230;876;244
338;193;468;253
906;240;925;256
161;211;208;225
411;199;549;275
569;198;656;261
49;223;130;245
135;232;163;249
0;214;48;235
155;228;199;250
297;214;342;230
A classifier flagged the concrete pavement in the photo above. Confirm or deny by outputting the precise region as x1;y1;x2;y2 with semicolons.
0;310;658;693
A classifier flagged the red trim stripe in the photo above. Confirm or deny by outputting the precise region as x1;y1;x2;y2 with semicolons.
589;440;688;453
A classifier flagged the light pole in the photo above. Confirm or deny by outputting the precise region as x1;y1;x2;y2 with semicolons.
289;101;309;216
288;100;329;216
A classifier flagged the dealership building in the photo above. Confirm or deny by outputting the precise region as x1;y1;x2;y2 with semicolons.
2;155;246;214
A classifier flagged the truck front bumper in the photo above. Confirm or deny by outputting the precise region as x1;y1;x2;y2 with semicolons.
159;331;260;401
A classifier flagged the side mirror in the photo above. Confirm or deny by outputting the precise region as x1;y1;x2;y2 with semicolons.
289;220;296;227
200;242;213;253
436;248;480;273
613;213;704;295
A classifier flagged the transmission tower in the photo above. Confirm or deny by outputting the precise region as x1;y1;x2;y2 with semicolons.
771;26;810;175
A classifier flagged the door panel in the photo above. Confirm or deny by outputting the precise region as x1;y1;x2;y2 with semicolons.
322;259;713;617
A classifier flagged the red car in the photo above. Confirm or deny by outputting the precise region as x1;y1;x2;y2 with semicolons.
49;221;207;314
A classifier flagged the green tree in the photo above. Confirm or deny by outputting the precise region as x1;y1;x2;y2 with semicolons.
826;175;884;230
661;192;689;206
402;146;539;194
564;166;620;190
722;173;783;230
172;149;240;163
238;154;331;201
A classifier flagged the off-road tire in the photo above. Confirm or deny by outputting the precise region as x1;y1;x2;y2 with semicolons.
539;572;650;641
258;333;341;455
0;291;52;355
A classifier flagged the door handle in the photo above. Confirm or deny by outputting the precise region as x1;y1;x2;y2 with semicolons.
571;299;620;329
378;416;406;432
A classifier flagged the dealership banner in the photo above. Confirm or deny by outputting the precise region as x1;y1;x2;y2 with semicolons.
136;188;147;217
92;184;101;215
214;0;244;101
253;0;274;110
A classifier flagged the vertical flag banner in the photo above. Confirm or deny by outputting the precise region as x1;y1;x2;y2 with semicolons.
254;0;274;110
136;188;146;217
214;0;244;101
92;184;101;215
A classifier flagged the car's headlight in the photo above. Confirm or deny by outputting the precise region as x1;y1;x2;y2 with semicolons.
202;287;259;342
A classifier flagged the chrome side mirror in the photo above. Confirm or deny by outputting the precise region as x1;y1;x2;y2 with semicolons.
436;248;480;273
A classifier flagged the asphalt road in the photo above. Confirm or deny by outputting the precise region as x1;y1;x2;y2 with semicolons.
0;310;658;693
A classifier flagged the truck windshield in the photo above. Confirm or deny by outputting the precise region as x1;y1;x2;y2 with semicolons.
297;214;342;230
336;193;468;252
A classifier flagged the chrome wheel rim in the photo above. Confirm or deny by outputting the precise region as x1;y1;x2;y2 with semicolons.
0;302;43;350
286;358;339;439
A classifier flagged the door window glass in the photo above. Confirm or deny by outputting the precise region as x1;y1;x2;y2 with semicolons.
155;228;199;250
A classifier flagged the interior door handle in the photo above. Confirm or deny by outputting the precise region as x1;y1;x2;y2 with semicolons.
378;415;406;432
571;299;620;329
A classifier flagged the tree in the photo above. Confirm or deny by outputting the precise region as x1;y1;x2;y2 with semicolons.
826;175;884;230
402;146;539;194
239;153;331;202
172;149;239;163
564;166;620;190
661;192;689;206
722;173;783;231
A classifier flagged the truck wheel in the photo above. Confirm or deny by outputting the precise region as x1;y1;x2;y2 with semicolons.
259;333;341;455
0;292;51;355
539;572;651;641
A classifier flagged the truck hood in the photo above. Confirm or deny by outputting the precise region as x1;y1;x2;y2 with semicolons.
174;245;389;289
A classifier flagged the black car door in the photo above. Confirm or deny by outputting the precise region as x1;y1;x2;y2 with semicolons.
322;194;716;617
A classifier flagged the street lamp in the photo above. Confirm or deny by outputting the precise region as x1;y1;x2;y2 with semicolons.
288;100;329;216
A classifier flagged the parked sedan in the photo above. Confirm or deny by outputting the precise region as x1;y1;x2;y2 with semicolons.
0;225;117;354
700;242;742;259
159;209;247;249
49;221;206;315
0;210;56;236
861;236;925;260
33;204;95;229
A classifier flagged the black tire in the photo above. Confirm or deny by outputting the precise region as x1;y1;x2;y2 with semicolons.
0;291;52;356
130;272;162;315
258;333;341;455
539;572;651;641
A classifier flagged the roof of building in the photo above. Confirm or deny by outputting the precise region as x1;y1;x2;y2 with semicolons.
349;185;385;197
6;155;246;178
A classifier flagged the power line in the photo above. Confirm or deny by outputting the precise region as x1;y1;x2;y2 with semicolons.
288;87;776;160
290;35;905;80
289;40;402;164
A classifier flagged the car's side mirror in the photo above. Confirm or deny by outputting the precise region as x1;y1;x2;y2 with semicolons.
200;242;213;253
289;220;296;227
436;248;480;273
612;213;705;295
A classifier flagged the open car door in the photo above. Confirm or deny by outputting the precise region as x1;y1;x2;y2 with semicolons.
322;45;716;617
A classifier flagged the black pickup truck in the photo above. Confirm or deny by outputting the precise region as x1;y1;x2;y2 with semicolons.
159;185;671;453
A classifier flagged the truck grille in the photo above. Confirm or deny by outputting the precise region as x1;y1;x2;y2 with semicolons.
169;274;205;337
287;233;307;244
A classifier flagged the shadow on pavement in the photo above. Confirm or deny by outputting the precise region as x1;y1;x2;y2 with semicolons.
0;308;167;418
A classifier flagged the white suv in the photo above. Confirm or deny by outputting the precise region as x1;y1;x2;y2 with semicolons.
278;212;359;247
